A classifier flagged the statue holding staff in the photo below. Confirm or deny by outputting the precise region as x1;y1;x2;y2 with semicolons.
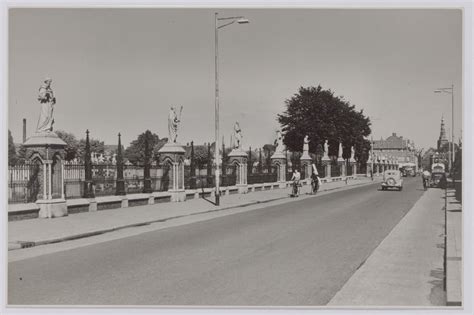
36;77;56;132
233;122;243;150
275;129;284;153
168;106;182;143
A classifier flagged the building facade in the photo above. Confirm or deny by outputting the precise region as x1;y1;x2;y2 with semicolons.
372;132;417;169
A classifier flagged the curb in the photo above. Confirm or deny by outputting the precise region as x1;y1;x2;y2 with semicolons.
9;180;377;251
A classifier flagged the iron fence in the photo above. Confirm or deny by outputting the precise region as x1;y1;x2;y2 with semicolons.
346;161;353;176
8;162;41;204
331;162;341;177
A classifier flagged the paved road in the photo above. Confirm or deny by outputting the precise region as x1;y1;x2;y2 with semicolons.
9;177;425;306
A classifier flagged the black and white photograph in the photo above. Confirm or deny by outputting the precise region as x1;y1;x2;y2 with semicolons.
2;1;472;312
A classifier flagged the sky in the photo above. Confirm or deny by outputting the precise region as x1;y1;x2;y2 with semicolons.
8;8;462;151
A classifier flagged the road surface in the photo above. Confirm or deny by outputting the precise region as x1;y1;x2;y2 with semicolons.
9;177;425;306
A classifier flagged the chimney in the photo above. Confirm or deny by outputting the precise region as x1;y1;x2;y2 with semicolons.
392;132;396;137
22;118;26;143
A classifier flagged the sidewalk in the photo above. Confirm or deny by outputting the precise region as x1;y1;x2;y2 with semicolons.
328;187;447;306
446;187;462;306
8;176;377;251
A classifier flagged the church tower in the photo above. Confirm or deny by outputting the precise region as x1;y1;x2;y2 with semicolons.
437;116;449;151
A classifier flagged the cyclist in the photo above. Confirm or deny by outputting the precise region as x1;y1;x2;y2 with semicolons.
291;169;301;197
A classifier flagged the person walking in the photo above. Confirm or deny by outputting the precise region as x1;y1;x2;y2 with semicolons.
311;163;320;194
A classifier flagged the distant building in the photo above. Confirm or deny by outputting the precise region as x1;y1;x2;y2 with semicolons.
372;132;417;167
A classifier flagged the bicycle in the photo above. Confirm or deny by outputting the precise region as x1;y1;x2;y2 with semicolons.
291;180;301;197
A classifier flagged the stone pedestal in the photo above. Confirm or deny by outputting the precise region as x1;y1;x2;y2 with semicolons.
271;151;287;188
300;156;312;179
158;142;186;202
23;131;68;218
339;161;346;177
229;149;248;193
351;162;357;177
322;157;331;179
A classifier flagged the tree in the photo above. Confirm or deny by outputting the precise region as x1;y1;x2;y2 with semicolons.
78;137;105;160
8;130;17;166
277;85;371;158
56;130;79;161
123;131;166;165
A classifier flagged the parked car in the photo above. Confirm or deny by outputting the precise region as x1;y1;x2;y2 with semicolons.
381;170;403;191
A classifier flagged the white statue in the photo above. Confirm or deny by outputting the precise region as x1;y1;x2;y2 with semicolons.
233;122;243;150
168;106;182;143
303;135;310;153
323;140;329;157
36;77;56;132
112;153;117;165
350;146;355;160
275;129;284;152
338;142;343;158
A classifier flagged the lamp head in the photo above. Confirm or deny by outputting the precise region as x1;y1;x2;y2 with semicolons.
237;18;249;24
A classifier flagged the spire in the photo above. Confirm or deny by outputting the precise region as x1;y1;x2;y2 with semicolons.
439;116;447;141
437;116;449;151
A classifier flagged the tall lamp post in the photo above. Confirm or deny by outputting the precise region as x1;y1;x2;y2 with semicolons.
434;84;455;175
214;13;249;206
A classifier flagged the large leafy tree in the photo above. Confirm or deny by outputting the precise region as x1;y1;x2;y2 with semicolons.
8;130;17;166
278;85;371;158
124;131;167;165
56;130;79;161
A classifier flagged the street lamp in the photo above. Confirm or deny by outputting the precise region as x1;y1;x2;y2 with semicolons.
434;84;455;175
214;13;249;206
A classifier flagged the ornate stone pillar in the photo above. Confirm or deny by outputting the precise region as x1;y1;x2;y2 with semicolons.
229;148;248;193
337;142;345;177
300;141;312;180
23;131;67;218
271;150;287;188
158;142;186;202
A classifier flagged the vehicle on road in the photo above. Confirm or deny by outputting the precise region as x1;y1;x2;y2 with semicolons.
430;162;446;188
381;170;403;191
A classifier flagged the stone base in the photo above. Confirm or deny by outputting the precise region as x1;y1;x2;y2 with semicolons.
271;151;286;159
158;142;186;154
228;149;247;157
37;199;68;218
169;190;186;202
23;131;67;147
301;152;311;160
237;184;248;194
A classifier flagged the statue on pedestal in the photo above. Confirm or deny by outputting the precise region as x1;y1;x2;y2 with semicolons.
233;122;243;150
350;146;356;162
275;129;284;153
323;140;329;159
168;106;182;143
36;77;56;133
303;135;310;153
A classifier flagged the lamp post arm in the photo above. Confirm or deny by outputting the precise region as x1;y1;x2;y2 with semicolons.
218;20;237;29
218;16;246;20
